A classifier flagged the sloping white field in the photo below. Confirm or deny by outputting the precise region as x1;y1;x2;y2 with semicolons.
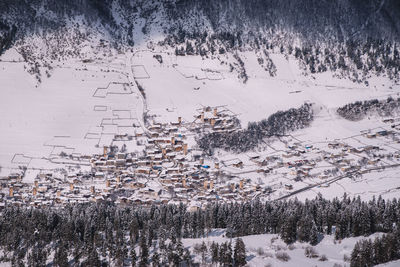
0;53;142;177
183;229;384;267
133;51;306;124
1;46;399;192
132;50;399;126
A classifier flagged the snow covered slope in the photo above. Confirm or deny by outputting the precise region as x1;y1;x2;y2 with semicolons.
1;39;400;201
183;230;384;267
0;0;399;204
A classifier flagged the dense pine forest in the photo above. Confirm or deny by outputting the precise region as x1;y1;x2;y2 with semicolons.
1;0;399;42
0;195;399;266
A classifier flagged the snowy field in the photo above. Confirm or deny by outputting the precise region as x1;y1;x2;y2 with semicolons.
1;45;400;201
0;49;144;181
182;229;387;267
133;50;397;125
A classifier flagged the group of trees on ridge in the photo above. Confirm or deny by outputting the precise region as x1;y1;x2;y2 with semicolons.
337;96;400;121
166;31;400;83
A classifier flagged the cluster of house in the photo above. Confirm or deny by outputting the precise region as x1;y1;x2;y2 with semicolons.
271;129;395;185
1;111;399;209
0;107;264;209
0;171;101;208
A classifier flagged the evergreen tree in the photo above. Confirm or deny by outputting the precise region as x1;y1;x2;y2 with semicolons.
210;242;219;264
309;223;319;246
130;248;137;267
233;238;246;266
167;242;175;265
73;243;82;265
186;41;194;55
54;243;68;267
85;247;101;267
115;246;124;267
297;214;313;242
200;241;207;263
139;230;149;267
218;242;226;266
1;196;400;267
351;240;362;266
222;242;233;267
172;239;185;266
151;251;160;267
182;248;192;266
373;236;385;264
280;214;297;244
27;245;47;267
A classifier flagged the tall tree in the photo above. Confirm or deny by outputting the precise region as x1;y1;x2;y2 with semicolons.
309;223;319;246
210;242;219;264
130;248;137;267
27;245;47;267
85;247;101;267
233;238;246;267
280;213;297;244
139;230;148;267
151;251;160;267
54;243;68;267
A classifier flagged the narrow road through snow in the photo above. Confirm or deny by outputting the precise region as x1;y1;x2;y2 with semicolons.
273;162;400;201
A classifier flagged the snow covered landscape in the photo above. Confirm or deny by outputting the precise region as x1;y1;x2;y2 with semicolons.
1;41;400;207
0;0;400;266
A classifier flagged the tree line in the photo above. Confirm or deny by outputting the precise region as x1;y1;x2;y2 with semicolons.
197;103;313;154
171;0;400;43
351;228;400;267
0;194;399;265
337;96;400;121
1;1;399;83
2;0;400;43
0;20;16;56
165;30;400;83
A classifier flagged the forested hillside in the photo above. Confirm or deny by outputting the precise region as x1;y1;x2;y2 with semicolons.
0;0;399;83
0;195;399;266
1;0;399;42
0;1;400;266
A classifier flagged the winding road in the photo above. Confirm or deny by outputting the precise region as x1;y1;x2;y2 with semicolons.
272;162;400;201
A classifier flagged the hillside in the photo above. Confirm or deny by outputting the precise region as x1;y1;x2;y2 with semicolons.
1;1;400;266
0;0;399;210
